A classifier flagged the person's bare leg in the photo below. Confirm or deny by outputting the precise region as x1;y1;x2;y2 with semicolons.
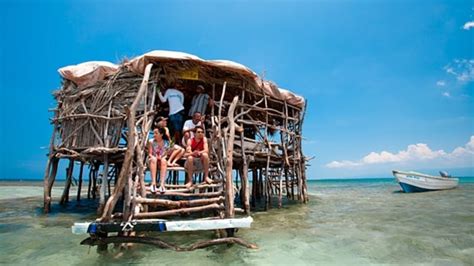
201;152;212;183
149;156;157;191
168;147;183;166
184;156;194;188
159;158;167;192
173;147;185;165
166;150;175;167
150;157;158;185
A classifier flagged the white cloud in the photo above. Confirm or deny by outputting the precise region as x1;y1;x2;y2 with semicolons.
362;151;401;164
326;136;473;169
442;92;451;97
436;80;446;87
463;21;474;30
326;160;360;168
447;136;474;159
444;59;474;82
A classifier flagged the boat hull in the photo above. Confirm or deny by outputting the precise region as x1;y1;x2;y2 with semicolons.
392;170;459;193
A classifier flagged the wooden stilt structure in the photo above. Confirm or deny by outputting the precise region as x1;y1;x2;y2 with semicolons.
44;51;308;251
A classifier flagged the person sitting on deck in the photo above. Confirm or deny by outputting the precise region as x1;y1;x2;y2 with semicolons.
155;116;185;167
148;127;170;193
158;81;185;144
182;111;204;147
184;125;212;187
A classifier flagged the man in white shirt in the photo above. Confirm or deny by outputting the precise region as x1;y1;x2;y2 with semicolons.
182;111;204;147
159;81;185;143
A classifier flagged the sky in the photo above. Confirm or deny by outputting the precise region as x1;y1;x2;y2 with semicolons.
0;0;473;180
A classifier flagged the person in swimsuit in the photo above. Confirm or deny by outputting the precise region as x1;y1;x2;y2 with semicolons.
148;127;169;193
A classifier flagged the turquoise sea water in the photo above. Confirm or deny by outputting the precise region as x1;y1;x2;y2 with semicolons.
0;178;473;265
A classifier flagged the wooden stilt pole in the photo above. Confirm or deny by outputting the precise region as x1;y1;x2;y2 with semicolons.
87;164;92;199
282;100;291;200
251;167;257;208
224;96;239;219
60;159;74;205
240;89;250;214
278;168;283;208
43;111;59;213
258;168;263;201
98;155;109;215
44;157;59;213
263;95;271;210
92;162;98;199
76;161;84;201
300;101;308;203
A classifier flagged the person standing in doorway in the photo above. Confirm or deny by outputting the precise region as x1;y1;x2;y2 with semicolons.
188;85;213;117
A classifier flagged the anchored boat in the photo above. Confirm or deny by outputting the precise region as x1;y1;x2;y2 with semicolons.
392;170;459;193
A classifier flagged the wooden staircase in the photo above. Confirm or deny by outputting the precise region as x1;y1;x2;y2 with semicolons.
131;167;225;220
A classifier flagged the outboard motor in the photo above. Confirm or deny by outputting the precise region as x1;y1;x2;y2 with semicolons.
439;171;451;178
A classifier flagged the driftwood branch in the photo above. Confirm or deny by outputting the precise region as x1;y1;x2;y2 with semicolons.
100;63;153;222
80;236;258;251
224;96;239;218
145;191;223;198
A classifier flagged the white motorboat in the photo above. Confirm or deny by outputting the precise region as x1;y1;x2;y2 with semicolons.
392;170;459;193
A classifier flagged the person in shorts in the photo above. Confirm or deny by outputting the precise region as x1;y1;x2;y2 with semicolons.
184;125;212;187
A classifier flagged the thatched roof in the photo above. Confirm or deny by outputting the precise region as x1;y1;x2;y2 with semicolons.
58;61;119;88
57;50;305;108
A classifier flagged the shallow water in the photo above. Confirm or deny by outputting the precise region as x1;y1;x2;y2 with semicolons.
0;179;473;265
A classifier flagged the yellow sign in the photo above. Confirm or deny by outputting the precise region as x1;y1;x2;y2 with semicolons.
179;68;199;80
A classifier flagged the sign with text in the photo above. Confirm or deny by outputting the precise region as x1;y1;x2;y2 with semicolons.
178;68;199;80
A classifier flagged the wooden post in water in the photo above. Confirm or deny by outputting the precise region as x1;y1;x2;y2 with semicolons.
44;157;59;213
240;89;250;214
60;159;75;205
263;95;271;211
224;96;239;219
76;161;84;201
43;110;59;213
251;167;257;208
98;155;109;215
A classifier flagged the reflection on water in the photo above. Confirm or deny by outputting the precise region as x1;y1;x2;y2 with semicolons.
0;179;473;265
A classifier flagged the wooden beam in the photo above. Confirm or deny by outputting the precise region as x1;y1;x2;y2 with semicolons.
133;196;224;208
133;203;224;219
